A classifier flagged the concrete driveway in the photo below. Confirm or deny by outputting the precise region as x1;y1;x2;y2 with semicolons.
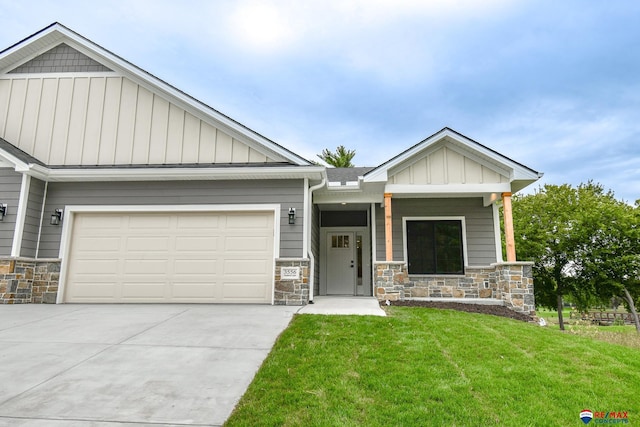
0;304;298;426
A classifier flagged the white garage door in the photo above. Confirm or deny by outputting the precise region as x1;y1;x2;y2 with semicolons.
63;211;275;303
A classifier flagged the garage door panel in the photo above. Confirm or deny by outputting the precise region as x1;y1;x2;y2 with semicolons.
68;283;118;299
171;283;218;298
64;211;274;303
121;283;167;298
125;236;170;251
127;215;171;228
173;259;217;274
74;236;121;252
225;236;270;251
174;236;219;251
176;215;220;229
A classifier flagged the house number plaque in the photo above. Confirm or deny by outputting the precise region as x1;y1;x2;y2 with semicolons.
281;267;300;280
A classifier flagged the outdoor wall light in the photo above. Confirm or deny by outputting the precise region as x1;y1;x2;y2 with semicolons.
288;207;296;225
50;209;63;225
0;204;6;221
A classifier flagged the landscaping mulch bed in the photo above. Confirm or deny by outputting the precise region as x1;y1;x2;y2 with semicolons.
386;300;535;322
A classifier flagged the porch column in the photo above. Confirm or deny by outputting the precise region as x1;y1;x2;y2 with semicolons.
384;192;393;261
502;192;516;262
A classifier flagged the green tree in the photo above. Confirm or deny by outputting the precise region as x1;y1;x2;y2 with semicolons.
317;146;356;167
580;196;640;331
511;182;638;330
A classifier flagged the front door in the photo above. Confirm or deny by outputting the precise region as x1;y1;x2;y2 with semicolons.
326;232;356;295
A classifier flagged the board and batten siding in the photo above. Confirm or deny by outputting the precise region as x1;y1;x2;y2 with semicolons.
0;168;22;255
38;179;304;259
375;198;497;267
389;146;509;185
20;178;46;258
0;76;280;166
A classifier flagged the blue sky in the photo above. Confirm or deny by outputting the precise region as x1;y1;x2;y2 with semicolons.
1;1;639;202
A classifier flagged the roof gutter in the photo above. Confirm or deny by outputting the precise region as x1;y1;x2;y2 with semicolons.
306;177;326;303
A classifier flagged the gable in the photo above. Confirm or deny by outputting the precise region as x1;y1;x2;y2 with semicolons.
0;23;310;168
9;43;112;74
389;145;509;185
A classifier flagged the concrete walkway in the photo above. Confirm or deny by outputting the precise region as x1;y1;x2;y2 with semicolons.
297;296;386;316
0;304;298;427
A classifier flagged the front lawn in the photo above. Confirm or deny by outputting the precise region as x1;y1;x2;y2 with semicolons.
225;307;640;426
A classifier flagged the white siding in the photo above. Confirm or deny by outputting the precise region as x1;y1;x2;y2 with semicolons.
0;75;279;165
390;146;509;185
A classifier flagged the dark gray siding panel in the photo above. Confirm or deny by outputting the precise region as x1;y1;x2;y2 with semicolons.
40;179;305;259
375;198;497;267
20;178;46;258
0;169;22;256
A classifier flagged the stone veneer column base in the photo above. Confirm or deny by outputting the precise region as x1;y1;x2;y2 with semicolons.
274;258;310;306
0;258;61;304
374;261;535;316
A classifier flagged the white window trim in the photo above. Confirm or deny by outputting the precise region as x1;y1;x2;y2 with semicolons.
56;204;281;304
402;216;468;275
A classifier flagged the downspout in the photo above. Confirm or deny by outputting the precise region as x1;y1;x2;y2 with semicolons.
306;177;326;303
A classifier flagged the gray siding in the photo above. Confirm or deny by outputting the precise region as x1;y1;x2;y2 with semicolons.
9;43;112;74
375;198;497;267
20;178;46;258
39;179;305;259
0;168;22;256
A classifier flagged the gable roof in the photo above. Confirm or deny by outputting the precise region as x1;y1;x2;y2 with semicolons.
0;23;311;167
363;127;542;192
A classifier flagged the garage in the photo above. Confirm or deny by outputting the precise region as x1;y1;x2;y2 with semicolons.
62;210;275;303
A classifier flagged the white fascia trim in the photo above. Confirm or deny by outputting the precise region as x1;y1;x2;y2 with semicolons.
56;203;281;304
402;216;469;269
0;149;30;171
25;165;325;182
10;174;30;256
492;203;503;263
385;183;512;194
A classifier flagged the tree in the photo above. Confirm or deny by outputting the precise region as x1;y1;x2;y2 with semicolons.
580;196;640;332
317;146;356;167
510;183;639;330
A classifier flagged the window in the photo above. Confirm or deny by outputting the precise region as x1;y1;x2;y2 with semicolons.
404;219;465;275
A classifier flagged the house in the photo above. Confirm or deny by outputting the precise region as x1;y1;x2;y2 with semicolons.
0;23;542;314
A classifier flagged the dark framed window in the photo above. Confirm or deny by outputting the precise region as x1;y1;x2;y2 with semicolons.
405;219;464;275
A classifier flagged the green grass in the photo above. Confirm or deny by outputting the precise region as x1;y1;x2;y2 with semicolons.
225;307;640;427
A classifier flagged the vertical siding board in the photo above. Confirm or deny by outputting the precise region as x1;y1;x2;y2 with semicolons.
97;77;122;164
18;78;43;153
181;112;200;163
148;95;170;164
166;104;185;163
49;78;73;165
248;148;267;163
81;77;107;165
231;138;249;162
4;79;27;148
0;169;22;256
215;130;233;163
114;78;138;164
199;121;216;163
65;77;90;165
131;85;153;163
0;80;12;136
33;78;58;162
39;179;305;258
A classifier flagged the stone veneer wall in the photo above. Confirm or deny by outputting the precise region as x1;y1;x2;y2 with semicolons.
374;261;535;315
0;258;61;304
274;258;310;306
